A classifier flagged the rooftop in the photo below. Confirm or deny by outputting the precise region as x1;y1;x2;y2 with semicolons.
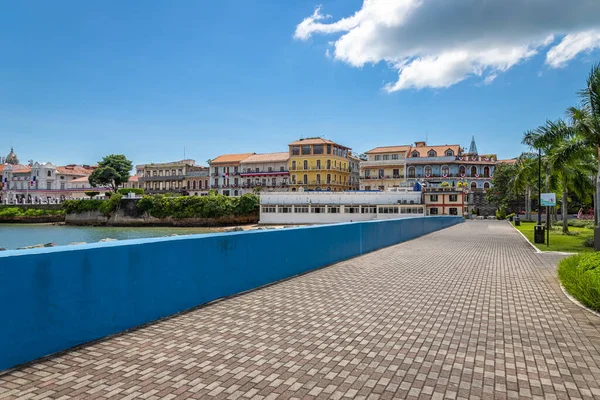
241;152;290;164
56;165;96;175
408;144;461;157
365;145;411;154
289;138;350;149
210;153;255;165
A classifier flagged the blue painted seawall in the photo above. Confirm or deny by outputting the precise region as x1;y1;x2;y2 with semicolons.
0;216;462;371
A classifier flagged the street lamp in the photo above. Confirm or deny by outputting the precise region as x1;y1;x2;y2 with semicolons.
534;147;545;244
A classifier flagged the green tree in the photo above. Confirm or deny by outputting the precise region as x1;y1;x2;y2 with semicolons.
487;163;517;211
88;154;133;193
510;153;539;221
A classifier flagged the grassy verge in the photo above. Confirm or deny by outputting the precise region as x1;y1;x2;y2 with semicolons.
513;221;594;253
558;253;600;312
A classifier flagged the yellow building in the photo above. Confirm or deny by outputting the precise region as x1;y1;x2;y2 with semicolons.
360;146;410;191
288;138;352;191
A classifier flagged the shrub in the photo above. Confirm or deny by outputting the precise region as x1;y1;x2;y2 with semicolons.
99;193;122;216
568;219;595;229
62;199;105;214
117;188;144;196
558;253;600;312
0;207;64;217
136;193;258;219
440;182;450;187
506;213;515;220
495;208;507;220
583;237;595;248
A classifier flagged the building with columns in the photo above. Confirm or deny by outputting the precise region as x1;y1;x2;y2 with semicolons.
359;145;410;191
209;153;255;196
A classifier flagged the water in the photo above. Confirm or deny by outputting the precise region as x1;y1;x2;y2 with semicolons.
0;224;221;250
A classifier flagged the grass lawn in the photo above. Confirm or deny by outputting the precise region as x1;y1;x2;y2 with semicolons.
513;221;594;253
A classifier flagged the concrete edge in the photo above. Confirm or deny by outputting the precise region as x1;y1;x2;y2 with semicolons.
560;284;600;320
507;221;576;256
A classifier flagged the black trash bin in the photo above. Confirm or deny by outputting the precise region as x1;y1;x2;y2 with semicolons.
534;224;545;244
514;217;520;226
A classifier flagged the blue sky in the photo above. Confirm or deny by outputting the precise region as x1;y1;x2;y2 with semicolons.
1;0;599;167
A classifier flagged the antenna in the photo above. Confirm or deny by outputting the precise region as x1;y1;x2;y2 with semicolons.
425;132;428;144
184;146;186;160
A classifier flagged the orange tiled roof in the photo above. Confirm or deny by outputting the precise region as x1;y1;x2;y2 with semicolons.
210;153;255;165
0;164;5;173
128;175;139;182
497;158;517;165
289;138;350;149
365;145;411;154
70;176;90;183
241;152;289;164
408;144;461;158
56;165;95;175
11;165;31;173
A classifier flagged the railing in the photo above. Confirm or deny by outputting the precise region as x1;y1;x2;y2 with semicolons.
289;166;349;172
361;175;403;180
406;173;491;179
360;159;405;167
140;175;186;182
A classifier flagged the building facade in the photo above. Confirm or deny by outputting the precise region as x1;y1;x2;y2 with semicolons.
139;160;198;195
288;138;352;192
360;146;410;191
423;185;468;216
348;155;361;191
210;153;255;196
239;152;290;195
259;190;425;224
185;168;210;196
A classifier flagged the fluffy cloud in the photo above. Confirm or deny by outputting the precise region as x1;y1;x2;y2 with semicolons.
294;0;600;91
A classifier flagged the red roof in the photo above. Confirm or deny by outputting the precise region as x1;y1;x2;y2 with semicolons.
56;165;96;175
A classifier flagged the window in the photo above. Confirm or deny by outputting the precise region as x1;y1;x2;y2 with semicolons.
345;207;360;214
378;206;398;214
60;183;65;190
379;169;384;178
459;166;466;176
430;208;438;215
411;151;419;158
428;150;437;157
383;155;389;160
375;155;381;161
470;166;478;176
361;206;376;214
328;206;340;214
302;145;311;155
291;146;300;155
430;194;438;202
449;208;458;215
408;167;416;178
449;194;458;202
291;175;296;183
47;171;51;177
303;174;308;184
327;174;331;184
178;169;183;175
294;206;309;213
268;167;273;172
271;178;276;186
262;206;276;213
365;169;370;178
484;182;490;190
311;206;325;213
291;161;296;170
280;166;285;172
262;178;267;186
172;169;176;176
316;174;321;183
313;145;324;155
441;166;449;177
316;160;321;169
46;182;52;190
393;169;400;178
471;182;477;191
280;206;292;213
327;144;331;154
327;160;331;169
445;150;454;157
392;154;399;160
303;160;308;170
424;166;432;177
483;166;490;177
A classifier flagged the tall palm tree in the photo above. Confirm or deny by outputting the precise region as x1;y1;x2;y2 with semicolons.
511;153;538;221
568;63;600;227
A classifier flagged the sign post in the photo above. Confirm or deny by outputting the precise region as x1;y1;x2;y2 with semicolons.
541;193;556;248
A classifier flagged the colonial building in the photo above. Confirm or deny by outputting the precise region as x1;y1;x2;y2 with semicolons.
288;138;352;192
259;189;425;224
423;185;468;216
348;155;361;191
360;145;410;191
139;159;199;195
239;152;290;194
210;153;255;196
120;175;141;190
185;168;210;196
1;160;105;204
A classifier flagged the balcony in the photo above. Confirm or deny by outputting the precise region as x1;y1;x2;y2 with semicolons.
361;175;404;180
360;159;405;167
140;175;185;182
289;166;349;172
240;171;289;177
406;173;490;179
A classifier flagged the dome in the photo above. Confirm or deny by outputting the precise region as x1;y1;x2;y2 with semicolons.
5;147;19;165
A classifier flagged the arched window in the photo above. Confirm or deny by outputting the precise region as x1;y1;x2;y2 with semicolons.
441;165;449;176
470;166;478;176
316;174;321;183
193;181;197;189
411;151;419;158
483;166;490;177
47;171;51;177
424;166;432;177
427;150;437;157
484;182;490;190
303;174;308;184
471;182;477;191
291;160;296;170
408;167;416;178
445;149;454;157
234;190;238;196
303;160;308;170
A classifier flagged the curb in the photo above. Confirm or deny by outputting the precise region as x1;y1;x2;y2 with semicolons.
507;221;576;255
560;284;600;320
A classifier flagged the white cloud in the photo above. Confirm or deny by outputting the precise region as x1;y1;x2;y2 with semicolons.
546;31;600;68
294;0;600;91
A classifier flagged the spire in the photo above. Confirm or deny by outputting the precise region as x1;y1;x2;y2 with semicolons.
5;147;19;165
468;136;478;155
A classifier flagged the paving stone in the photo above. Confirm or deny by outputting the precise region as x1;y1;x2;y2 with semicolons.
1;221;599;399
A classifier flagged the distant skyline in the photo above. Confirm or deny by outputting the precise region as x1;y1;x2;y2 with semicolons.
2;0;600;166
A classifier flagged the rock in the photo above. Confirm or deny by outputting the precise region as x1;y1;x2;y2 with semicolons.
68;242;87;246
99;238;118;242
17;243;56;250
225;227;244;232
0;248;6;251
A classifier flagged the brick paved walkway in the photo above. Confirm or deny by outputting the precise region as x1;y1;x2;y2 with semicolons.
2;221;600;400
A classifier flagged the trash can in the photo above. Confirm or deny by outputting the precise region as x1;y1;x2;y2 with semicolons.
514;217;520;226
509;216;513;221
534;224;545;244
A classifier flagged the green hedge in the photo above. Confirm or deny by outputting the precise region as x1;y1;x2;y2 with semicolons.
0;207;65;217
568;219;595;229
558;253;600;312
117;188;144;195
62;194;123;216
136;193;259;219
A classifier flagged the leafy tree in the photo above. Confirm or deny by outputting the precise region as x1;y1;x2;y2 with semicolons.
487;163;517;211
88;154;133;193
84;191;100;198
357;153;368;161
510;153;539;221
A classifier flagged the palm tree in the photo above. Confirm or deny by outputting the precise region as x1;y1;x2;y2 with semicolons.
511;153;538;221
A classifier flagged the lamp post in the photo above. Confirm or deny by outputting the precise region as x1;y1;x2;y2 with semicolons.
534;147;545;243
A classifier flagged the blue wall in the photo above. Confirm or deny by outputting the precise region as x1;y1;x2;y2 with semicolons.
0;216;462;371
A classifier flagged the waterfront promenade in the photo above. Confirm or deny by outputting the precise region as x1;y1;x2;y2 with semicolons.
2;221;600;399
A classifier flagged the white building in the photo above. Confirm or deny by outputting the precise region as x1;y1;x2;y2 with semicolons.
209;153;255;197
1;162;109;204
259;190;424;224
239;152;290;195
